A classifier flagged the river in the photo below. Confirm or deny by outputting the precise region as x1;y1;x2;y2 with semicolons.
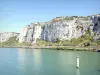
0;48;100;75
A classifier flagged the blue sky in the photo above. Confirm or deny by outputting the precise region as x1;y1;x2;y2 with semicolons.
0;0;100;32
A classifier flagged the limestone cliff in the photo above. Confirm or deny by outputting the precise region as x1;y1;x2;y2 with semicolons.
0;32;19;43
92;14;100;40
18;22;42;44
18;14;100;43
42;17;92;42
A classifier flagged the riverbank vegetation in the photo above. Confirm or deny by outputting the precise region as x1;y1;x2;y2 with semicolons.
36;34;100;47
0;31;100;51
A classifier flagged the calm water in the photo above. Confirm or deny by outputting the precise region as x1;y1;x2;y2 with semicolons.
0;48;100;75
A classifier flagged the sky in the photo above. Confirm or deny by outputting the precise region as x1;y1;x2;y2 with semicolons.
0;0;100;32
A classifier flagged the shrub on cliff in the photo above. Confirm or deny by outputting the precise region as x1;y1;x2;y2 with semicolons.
56;38;60;43
81;34;93;41
18;42;32;46
96;40;100;46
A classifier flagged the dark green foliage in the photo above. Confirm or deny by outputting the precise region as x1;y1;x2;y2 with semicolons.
81;34;93;41
95;40;100;45
56;38;60;43
90;24;94;26
76;26;83;30
85;30;90;34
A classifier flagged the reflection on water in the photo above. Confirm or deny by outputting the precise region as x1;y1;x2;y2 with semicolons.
76;69;80;75
66;51;75;65
18;48;26;70
15;49;100;75
17;48;42;74
33;49;42;74
0;48;100;75
33;49;41;66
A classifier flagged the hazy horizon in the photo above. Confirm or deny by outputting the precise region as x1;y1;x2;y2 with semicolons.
0;0;100;32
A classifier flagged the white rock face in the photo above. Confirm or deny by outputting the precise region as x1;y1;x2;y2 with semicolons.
42;17;92;42
42;19;77;42
0;32;19;42
18;22;42;43
92;14;100;40
18;15;98;43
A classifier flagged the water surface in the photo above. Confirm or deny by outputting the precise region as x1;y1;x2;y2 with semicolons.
0;48;100;75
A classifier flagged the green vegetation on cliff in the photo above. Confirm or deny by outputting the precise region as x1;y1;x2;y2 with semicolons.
0;36;32;47
0;36;18;47
0;30;100;48
36;30;100;47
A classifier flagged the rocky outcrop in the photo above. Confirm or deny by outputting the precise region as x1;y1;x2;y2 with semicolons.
18;22;42;44
92;14;100;40
42;17;93;42
18;14;100;43
0;32;19;42
42;19;77;42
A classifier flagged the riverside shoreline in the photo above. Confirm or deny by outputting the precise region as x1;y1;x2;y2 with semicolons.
0;46;100;52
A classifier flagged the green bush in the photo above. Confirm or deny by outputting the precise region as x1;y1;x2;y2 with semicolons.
56;38;60;43
81;34;93;41
60;33;93;46
96;40;100;45
90;24;94;26
18;42;32;46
